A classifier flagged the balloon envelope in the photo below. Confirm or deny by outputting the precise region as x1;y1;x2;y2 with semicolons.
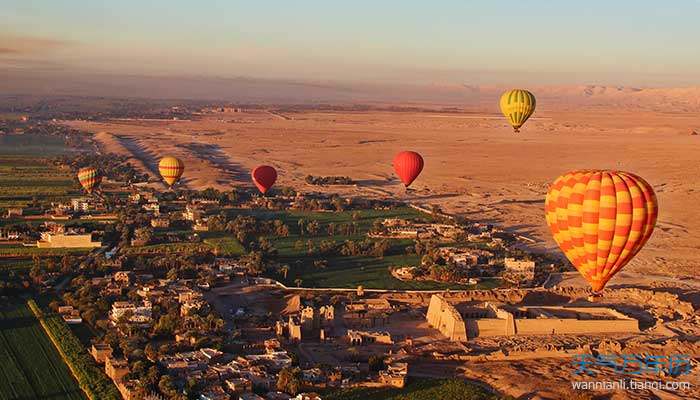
158;156;185;187
77;167;101;194
393;151;424;187
252;165;277;194
499;89;536;132
545;170;657;292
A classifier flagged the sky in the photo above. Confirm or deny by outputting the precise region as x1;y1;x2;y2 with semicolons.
2;0;700;86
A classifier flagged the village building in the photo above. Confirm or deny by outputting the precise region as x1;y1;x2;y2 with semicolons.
378;362;408;388
226;377;253;393
503;257;536;283
0;230;20;241
426;294;639;341
160;350;211;374
300;306;318;331
181;298;206;316
37;233;102;248
438;247;492;268
110;300;153;325
71;197;90;212
183;204;203;221
177;289;204;303
150;217;170;228
276;316;303;342
200;386;229;400
318;305;334;327
5;207;23;218
346;329;393;345
63;314;83;324
116;379;141;400
90;343;113;364
391;266;417;281
217;258;247;275
143;201;160;214
194;219;210;231
292;393;322;400
105;357;130;382
344;298;392;328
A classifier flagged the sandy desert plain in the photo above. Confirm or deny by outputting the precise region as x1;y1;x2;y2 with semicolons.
63;86;700;281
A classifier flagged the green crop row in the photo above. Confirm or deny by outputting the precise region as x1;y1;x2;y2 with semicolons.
27;300;121;400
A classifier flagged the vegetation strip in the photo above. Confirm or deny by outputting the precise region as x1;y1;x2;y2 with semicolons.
27;299;121;400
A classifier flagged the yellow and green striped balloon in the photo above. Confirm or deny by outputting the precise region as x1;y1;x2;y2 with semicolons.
77;167;101;194
499;89;536;133
158;156;185;187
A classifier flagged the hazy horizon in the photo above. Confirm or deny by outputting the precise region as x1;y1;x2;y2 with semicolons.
3;1;700;89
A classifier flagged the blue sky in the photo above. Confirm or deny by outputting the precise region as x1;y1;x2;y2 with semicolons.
2;0;700;85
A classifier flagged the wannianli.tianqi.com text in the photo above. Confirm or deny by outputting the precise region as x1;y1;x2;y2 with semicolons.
572;380;692;391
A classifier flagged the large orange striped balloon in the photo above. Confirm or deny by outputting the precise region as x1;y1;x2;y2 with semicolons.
158;156;185;187
545;170;657;292
77;167;101;194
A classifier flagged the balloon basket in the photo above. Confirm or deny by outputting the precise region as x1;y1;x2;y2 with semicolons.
587;292;603;302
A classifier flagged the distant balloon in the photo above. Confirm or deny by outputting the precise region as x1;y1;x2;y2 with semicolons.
252;165;277;194
545;170;658;292
77;167;101;194
499;89;536;133
158;156;185;187
393;151;424;187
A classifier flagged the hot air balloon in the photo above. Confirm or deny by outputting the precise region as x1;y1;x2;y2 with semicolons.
545;170;657;292
393;151;424;188
158;156;185;188
77;167;101;194
499;89;536;133
252;165;277;194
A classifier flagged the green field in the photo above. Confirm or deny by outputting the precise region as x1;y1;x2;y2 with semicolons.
0;302;85;400
325;378;510;400
0;134;71;157
27;301;120;400
0;244;92;257
0;134;79;209
0;258;33;272
0;157;78;209
201;232;246;256
225;207;491;290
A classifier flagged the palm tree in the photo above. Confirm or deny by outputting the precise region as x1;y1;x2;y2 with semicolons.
297;219;305;235
294;278;303;288
278;264;290;280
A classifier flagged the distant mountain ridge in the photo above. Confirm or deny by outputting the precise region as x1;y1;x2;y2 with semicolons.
1;68;698;111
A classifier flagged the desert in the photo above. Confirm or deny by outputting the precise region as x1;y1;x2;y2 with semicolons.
63;85;700;280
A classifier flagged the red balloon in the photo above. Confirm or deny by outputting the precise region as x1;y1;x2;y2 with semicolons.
252;165;277;194
393;151;424;187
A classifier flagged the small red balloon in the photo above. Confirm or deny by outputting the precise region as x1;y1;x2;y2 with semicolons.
252;165;277;194
393;151;424;187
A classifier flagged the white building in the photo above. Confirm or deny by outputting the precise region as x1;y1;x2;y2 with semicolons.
110;300;153;324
